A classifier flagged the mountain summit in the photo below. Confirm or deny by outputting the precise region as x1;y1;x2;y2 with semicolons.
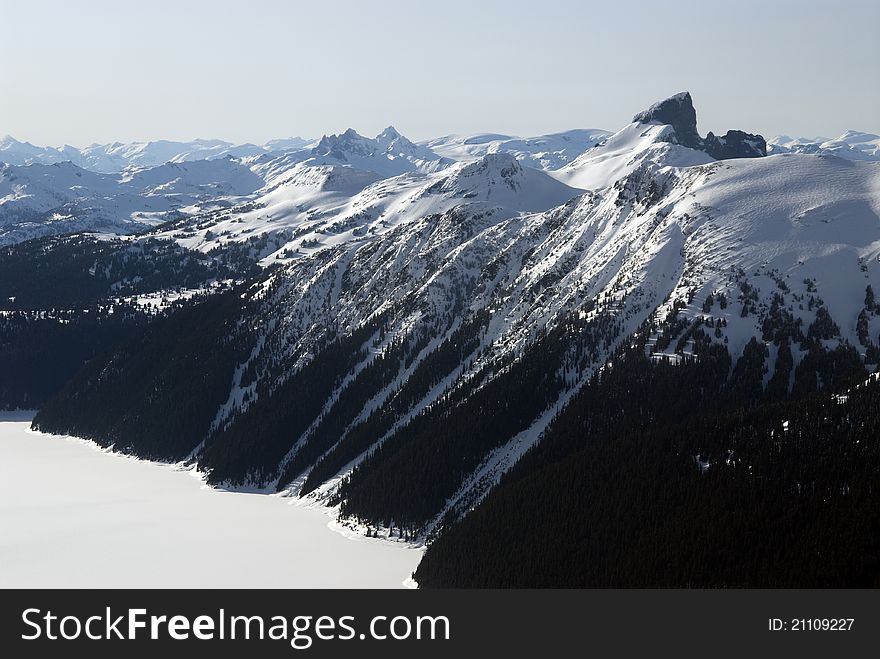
632;91;703;149
309;127;450;175
633;91;767;159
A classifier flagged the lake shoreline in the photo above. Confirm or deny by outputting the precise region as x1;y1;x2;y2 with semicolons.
0;416;423;589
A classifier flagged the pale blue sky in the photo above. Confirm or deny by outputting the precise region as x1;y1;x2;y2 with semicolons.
1;0;877;146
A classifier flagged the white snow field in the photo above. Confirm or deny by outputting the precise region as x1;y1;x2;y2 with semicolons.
0;413;422;588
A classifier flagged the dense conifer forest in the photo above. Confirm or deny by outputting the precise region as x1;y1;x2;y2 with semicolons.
31;288;255;458
0;233;247;410
0;309;148;410
415;342;879;587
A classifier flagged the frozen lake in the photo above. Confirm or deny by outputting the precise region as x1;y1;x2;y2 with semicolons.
0;413;423;588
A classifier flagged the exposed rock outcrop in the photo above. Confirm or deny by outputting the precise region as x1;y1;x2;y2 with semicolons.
632;92;703;150
634;92;766;160
704;130;767;159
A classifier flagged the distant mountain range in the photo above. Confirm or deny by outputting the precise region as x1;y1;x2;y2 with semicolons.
3;122;876;175
3;113;877;248
0;135;314;172
768;130;880;160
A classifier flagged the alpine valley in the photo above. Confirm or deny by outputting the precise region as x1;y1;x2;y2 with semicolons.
4;93;880;587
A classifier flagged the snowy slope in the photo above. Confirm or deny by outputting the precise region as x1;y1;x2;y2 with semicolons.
186;140;879;532
2;125;530;248
160;152;582;265
552;91;768;190
422;129;611;170
119;158;265;195
552;122;714;190
422;153;582;211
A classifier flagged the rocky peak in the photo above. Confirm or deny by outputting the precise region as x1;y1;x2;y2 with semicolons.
463;152;522;177
704;130;767;159
633;92;766;159
376;125;413;152
377;126;402;142
313;129;377;160
632;92;702;149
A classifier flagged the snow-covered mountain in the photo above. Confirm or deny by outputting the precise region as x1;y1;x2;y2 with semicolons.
79;139;271;172
305;127;453;176
552;121;714;190
6;107;877;255
0;126;458;246
0;158;264;245
554;91;764;190
0;136;84;169
158;150;581;266
27;92;880;549
199;138;877;518
1;126;620;176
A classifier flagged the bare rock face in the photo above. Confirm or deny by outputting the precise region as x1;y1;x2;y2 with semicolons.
634;92;766;160
704;130;767;159
633;91;703;150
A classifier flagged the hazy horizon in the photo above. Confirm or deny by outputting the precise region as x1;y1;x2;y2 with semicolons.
1;0;878;147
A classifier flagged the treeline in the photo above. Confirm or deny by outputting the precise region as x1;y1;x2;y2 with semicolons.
199;312;392;487
281;323;435;493
0;233;242;311
0;232;254;409
415;341;878;587
298;310;490;495
32;288;255;459
336;309;623;537
204;309;484;490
